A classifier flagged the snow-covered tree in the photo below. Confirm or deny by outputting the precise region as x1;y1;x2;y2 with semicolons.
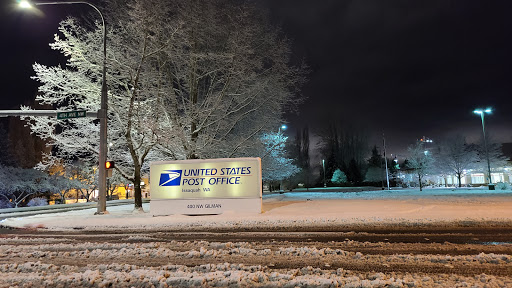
260;132;299;182
331;168;347;185
473;134;509;183
0;166;48;208
45;169;85;204
23;0;306;210
405;141;435;191
107;171;126;200
436;135;478;187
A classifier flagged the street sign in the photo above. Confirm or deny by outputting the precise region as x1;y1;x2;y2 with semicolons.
57;110;87;119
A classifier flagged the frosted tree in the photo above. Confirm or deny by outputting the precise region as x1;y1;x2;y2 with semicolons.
0;166;48;208
436;135;478;187
107;171;126;200
473;134;509;183
45;173;83;204
331;168;347;185
149;0;307;160
405;141;435;191
22;0;306;210
259;132;300;182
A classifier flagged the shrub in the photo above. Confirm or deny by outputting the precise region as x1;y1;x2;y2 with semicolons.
27;197;48;207
0;199;14;209
331;169;347;185
495;182;510;190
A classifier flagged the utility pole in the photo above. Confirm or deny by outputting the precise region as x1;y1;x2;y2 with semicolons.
383;133;390;190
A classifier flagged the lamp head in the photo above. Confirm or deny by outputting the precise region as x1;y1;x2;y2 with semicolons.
280;124;287;131
18;0;33;9
474;108;492;115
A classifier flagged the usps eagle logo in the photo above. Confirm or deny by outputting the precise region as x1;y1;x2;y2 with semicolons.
159;170;182;186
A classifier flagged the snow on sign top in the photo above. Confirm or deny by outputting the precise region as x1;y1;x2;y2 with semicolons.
150;158;262;200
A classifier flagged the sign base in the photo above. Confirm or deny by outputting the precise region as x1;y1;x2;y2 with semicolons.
151;198;262;216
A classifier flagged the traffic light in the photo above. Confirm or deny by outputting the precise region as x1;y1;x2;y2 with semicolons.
105;160;115;169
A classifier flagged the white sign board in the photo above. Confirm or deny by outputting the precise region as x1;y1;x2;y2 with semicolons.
150;158;262;216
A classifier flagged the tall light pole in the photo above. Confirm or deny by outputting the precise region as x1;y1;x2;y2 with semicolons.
473;108;493;190
278;124;287;191
19;0;109;213
322;159;326;188
382;133;390;190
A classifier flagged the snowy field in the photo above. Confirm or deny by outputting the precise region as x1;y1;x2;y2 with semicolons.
2;187;512;231
1;188;512;287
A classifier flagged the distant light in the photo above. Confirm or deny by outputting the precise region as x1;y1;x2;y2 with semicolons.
281;124;287;131
18;0;33;9
474;108;492;115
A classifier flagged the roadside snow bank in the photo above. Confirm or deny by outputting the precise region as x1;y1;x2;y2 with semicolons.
2;189;512;231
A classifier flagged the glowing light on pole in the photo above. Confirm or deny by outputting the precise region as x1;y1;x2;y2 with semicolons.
473;108;493;189
19;0;109;213
278;124;287;191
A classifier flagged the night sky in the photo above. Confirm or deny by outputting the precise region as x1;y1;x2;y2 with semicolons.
266;0;512;155
1;0;512;156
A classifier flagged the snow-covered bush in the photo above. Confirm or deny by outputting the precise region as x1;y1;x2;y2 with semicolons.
27;197;48;207
331;169;347;185
0;199;14;209
495;182;510;190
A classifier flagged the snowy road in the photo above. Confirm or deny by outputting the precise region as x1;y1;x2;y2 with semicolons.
1;188;512;287
1;224;511;287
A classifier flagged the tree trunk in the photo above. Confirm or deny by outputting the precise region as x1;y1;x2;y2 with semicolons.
134;169;143;209
418;174;423;191
457;173;462;188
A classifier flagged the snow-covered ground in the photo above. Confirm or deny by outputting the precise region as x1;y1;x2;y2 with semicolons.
1;188;511;287
2;187;512;230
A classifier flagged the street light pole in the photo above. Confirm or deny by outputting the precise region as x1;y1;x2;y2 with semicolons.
382;133;390;190
322;159;326;188
20;0;108;213
474;108;493;189
278;124;287;191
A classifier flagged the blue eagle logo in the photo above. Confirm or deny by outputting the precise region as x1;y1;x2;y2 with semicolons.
159;170;182;186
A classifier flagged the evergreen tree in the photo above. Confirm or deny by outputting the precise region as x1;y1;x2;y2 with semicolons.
319;119;369;185
347;158;363;184
0;123;14;167
368;145;383;168
331;168;347;185
292;126;311;187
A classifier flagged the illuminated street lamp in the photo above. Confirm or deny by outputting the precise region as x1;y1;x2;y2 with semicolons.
473;108;493;189
278;124;287;191
19;0;109;212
